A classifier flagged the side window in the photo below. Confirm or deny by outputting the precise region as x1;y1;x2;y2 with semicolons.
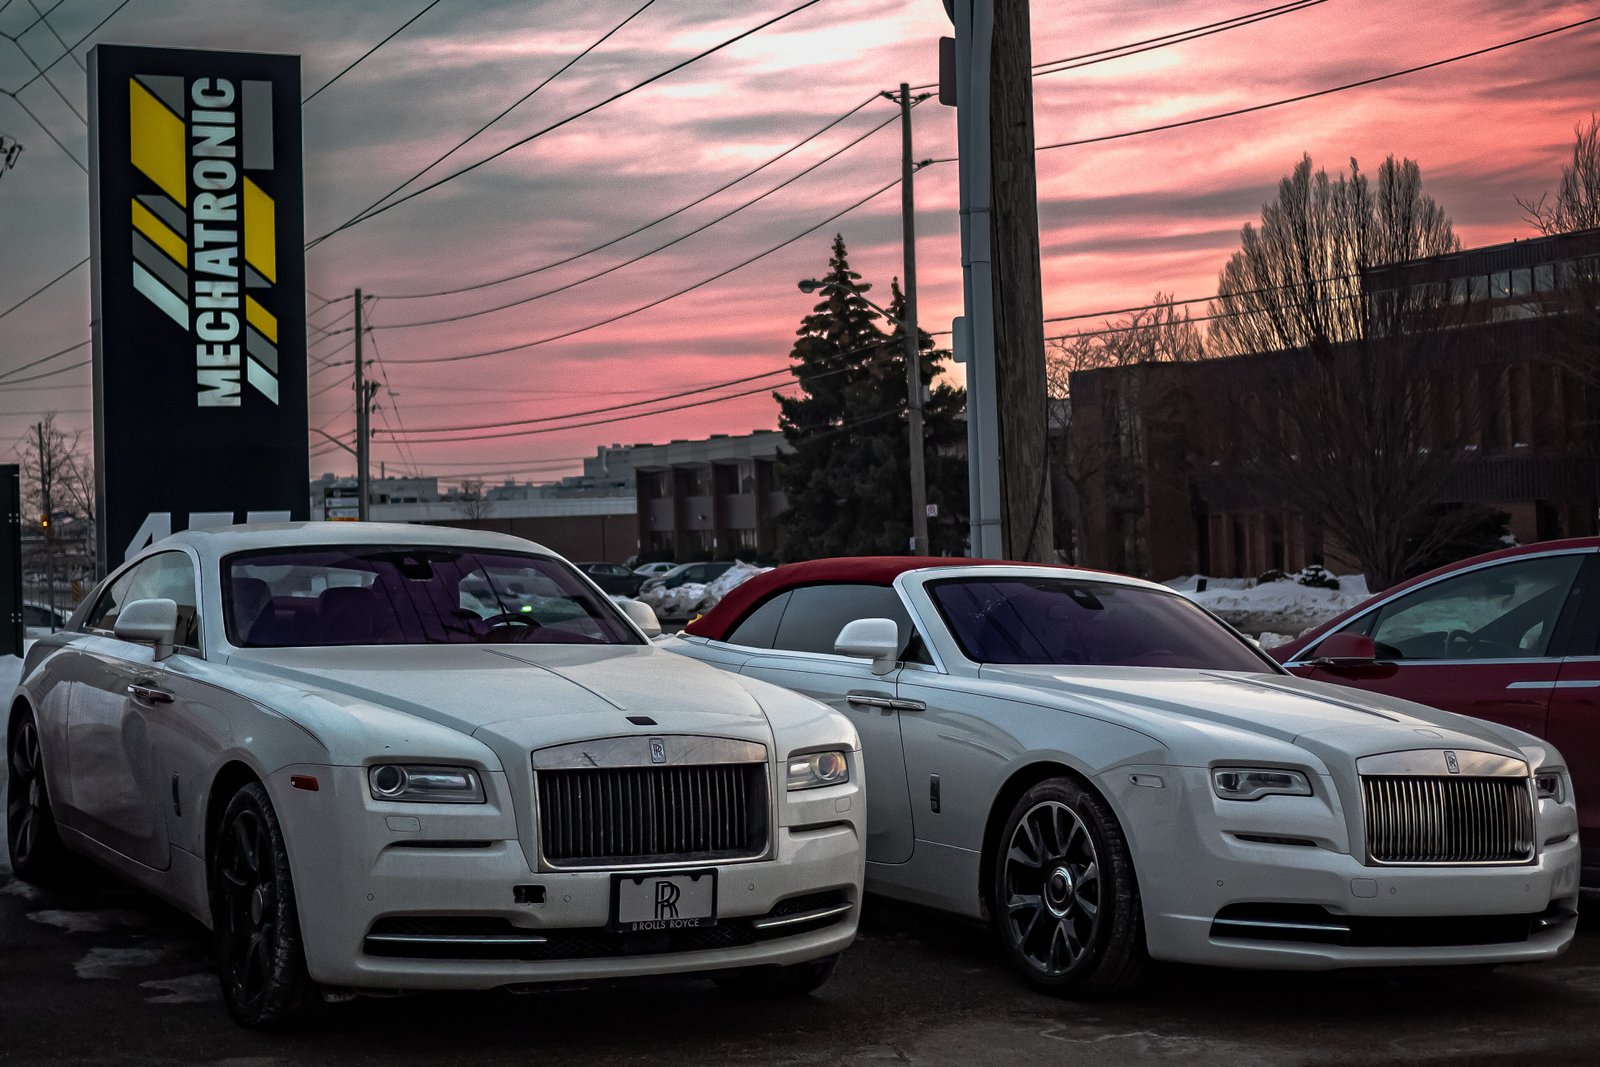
86;552;202;650
771;584;915;657
726;591;792;648
1356;555;1584;661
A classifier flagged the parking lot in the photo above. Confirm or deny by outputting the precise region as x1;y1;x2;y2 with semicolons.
1;848;1596;1066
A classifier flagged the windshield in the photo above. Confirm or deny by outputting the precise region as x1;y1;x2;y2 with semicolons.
928;577;1275;672
224;545;640;648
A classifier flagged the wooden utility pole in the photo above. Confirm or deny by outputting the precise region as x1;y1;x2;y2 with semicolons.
353;289;370;521
895;82;931;556
988;0;1052;561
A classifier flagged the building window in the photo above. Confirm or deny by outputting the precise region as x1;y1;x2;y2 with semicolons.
678;466;713;497
1511;268;1533;297
1534;263;1555;292
641;471;671;499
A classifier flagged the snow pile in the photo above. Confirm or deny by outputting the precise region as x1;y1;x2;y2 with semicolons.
1165;573;1370;639
636;562;772;619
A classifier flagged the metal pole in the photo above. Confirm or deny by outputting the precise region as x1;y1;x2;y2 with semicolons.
38;421;55;627
354;289;370;521
899;82;930;557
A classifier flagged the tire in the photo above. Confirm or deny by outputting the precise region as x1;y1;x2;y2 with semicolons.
713;953;840;997
209;782;320;1027
991;777;1147;996
6;707;70;884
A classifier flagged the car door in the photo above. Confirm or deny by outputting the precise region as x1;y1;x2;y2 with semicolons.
66;550;203;870
1543;553;1600;880
732;583;919;865
1300;551;1589;738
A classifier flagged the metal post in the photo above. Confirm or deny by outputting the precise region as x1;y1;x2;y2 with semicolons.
354;289;370;521
898;82;930;557
952;0;1003;558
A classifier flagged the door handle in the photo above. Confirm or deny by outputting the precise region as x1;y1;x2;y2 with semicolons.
846;692;926;712
128;681;174;704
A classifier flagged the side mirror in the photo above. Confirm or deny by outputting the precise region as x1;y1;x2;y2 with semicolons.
618;598;662;638
113;598;179;660
834;618;900;676
1312;631;1377;667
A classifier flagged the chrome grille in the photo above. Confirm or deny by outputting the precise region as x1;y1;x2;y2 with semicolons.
536;763;769;868
1361;775;1535;865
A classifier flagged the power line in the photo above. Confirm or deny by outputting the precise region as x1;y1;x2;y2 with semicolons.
372;107;907;328
307;0;827;247
23;0;85;71
0;89;85;170
2;1;87;124
0;338;88;383
302;0;445;104
328;0;659;240
0;357;89;387
0;254;86;323
11;0;136;93
1036;13;1600;152
381;175;902;366
1043;274;1362;324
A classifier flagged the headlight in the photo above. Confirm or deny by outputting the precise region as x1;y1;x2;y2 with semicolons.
786;750;850;791
368;764;485;804
1535;771;1565;803
1212;767;1313;801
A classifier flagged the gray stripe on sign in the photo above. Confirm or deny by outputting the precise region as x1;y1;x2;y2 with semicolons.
137;194;186;234
242;80;274;169
135;74;185;117
131;231;187;295
245;265;270;290
246;326;278;374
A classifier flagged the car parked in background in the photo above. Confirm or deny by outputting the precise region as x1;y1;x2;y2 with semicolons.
634;562;678;579
640;560;736;594
23;600;70;638
6;524;866;1026
1269;536;1600;887
575;561;644;597
663;557;1581;995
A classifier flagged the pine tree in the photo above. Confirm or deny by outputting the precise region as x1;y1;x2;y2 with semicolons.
775;235;967;560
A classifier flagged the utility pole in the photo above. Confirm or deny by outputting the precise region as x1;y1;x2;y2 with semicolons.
894;81;930;556
353;288;370;521
946;0;1052;562
35;421;55;625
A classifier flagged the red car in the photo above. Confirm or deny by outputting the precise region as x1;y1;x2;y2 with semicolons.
1269;537;1600;887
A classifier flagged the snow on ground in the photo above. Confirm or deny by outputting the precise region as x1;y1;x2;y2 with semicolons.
73;946;168;980
637;562;771;620
1165;573;1371;640
139;973;219;1005
27;909;151;934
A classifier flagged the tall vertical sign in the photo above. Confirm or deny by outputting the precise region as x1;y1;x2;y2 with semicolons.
88;45;309;572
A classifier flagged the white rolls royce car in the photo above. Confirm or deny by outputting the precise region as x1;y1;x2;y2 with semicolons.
5;524;864;1026
665;557;1582;995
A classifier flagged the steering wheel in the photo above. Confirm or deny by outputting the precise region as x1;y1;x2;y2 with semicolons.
1444;629;1477;658
480;611;544;640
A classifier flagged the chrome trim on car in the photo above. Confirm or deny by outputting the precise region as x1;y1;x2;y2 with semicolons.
366;933;550;946
1212;917;1352;935
532;735;766;770
748;902;855;930
1507;680;1600;690
1355;750;1527;778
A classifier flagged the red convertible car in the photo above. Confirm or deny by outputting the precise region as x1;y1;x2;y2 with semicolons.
1269;537;1600;886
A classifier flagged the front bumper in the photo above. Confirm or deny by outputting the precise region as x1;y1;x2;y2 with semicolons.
1115;766;1582;970
268;765;865;990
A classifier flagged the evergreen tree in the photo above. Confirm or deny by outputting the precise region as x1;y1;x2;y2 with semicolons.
775;235;967;560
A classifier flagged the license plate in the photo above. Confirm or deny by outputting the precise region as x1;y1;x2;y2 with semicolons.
613;870;717;931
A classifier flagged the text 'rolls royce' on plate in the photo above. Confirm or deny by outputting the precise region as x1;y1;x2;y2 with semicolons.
4;524;865;1027
664;558;1582;995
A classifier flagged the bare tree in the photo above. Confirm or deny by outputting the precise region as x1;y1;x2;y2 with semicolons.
1519;114;1600;236
456;479;494;521
1051;295;1203;568
1209;154;1480;591
16;414;96;618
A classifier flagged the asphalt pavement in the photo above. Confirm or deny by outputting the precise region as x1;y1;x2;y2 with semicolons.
1;840;1597;1066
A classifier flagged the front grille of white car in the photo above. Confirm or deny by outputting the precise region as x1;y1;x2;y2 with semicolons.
535;762;770;868
1361;775;1535;866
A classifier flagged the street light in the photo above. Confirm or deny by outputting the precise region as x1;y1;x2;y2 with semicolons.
798;277;930;555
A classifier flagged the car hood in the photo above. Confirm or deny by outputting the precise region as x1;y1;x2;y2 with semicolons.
976;665;1533;768
224;643;774;753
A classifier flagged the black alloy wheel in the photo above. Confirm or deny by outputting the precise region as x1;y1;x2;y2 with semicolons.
6;709;68;882
993;777;1147;995
211;782;319;1026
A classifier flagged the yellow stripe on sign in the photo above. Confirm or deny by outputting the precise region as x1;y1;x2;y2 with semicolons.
129;78;186;206
244;295;278;344
243;177;276;284
131;198;187;267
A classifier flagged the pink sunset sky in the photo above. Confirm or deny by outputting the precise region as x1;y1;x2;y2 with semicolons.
1;0;1595;485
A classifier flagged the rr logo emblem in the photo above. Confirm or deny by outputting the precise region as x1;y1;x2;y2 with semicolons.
1443;751;1461;774
654;880;680;919
649;738;667;764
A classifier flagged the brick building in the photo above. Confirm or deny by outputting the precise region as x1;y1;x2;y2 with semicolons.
1068;229;1600;580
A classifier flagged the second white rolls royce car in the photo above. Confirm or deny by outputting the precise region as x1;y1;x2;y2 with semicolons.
5;524;864;1026
665;557;1582;995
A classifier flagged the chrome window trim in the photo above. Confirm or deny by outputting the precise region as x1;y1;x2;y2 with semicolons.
1282;547;1597;666
79;546;206;656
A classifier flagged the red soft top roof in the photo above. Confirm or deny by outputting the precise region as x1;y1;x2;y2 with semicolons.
683;556;1022;641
